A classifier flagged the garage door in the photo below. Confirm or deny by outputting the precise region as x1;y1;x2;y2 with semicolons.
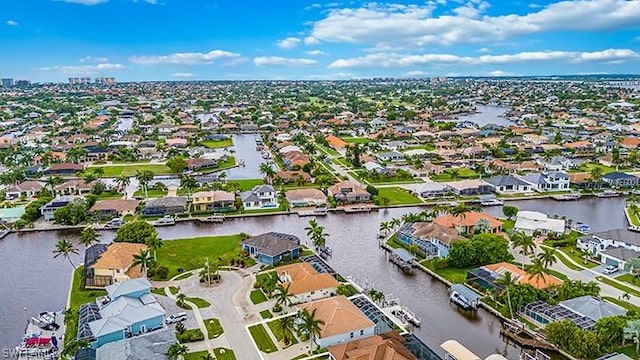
605;257;620;267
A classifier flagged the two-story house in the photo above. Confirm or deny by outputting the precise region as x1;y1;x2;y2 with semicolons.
327;180;371;204
85;242;148;288
519;171;570;192
240;185;278;210
602;172;640;188
276;262;339;304
191;190;236;212
577;229;640;271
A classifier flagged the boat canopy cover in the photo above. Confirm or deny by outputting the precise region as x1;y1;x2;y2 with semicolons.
441;340;481;360
485;355;509;360
392;248;416;262
25;337;51;346
450;284;482;302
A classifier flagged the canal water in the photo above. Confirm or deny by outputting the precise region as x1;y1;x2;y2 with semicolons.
457;105;512;127
0;197;630;356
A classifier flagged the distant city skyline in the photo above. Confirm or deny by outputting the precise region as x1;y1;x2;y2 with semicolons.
2;0;640;82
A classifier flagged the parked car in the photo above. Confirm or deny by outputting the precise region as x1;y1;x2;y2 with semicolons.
165;312;188;324
104;218;124;228
603;265;619;275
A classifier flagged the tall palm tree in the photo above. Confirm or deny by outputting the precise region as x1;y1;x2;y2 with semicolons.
495;272;517;319
82;172;96;185
176;293;187;308
115;173;131;193
135;169;154;198
590;166;604;186
379;221;391;234
510;231;535;269
537;247;557;269
297;308;325;354
305;219;320;241
145;233;163;260
274;284;294;310
79;226;100;248
526;258;550;287
389;217;401;229
44;175;63;195
53;238;79;269
131;249;154;277
180;174;198;199
167;343;188;360
259;163;276;183
200;353;214;360
92;167;105;179
278;315;297;346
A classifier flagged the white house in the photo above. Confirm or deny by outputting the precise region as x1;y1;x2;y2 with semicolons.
485;175;532;194
514;211;565;236
577;229;640;271
276;262;339;304
518;171;570;192
299;296;375;348
240;185;278;210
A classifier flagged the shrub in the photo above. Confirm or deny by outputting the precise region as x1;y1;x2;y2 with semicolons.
272;304;282;313
154;266;169;280
366;185;379;196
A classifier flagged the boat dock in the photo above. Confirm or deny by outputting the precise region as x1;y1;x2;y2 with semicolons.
383;298;421;327
16;311;65;359
500;320;557;351
343;205;373;213
198;213;226;223
449;284;481;310
388;248;416;274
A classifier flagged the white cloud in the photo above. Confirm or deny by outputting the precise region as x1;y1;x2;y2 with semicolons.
58;0;108;5
40;63;125;75
477;47;490;53
328;48;640;68
79;56;109;63
276;37;301;50
6;20;19;26
304;36;320;45
253;56;317;67
307;0;640;47
129;50;240;65
171;72;194;78
489;70;514;76
306;50;326;56
402;70;429;77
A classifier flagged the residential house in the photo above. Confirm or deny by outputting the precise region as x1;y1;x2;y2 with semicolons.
78;278;166;348
282;151;311;170
602;172;640;188
299;296;376;348
191;190;235;212
44;163;84;176
40;195;79;221
328;332;418;360
467;262;563;291
485;175;532;194
519;171;570;192
396;222;465;258
285;188;328;208
185;158;218;172
55;179;95;196
433;211;503;235
240;185;278;210
141;196;188;216
577;229;640;271
275;170;312;184
569;173;603;190
522;296;625;330
404;182;451;199
276;262;339;304
328;180;371;204
4;180;44;200
89;199;140;220
446;179;493;196
376;151;405;163
514;211;565;236
86;243;148;288
538;156;579;171
95;327;176;360
0;206;25;223
326;135;348;150
241;232;302;265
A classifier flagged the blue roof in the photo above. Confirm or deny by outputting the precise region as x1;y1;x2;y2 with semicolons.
450;284;482;302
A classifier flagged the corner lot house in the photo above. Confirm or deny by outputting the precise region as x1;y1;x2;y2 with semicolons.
577;229;640;271
434;211;503;235
86;242;148;288
276;262;339;304
241;232;302;265
77;278;166;349
514;211;565;236
328;180;371;204
396;222;465;258
299;296;375;348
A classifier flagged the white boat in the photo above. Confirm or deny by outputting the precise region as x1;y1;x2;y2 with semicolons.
595;190;619;198
552;192;582;201
153;216;176;227
16;311;63;359
298;205;329;217
388;305;421;327
344;205;372;213
480;198;504;206
200;213;226;223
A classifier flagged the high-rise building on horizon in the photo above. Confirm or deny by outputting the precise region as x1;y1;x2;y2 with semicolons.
95;77;116;84
15;80;30;86
1;78;13;86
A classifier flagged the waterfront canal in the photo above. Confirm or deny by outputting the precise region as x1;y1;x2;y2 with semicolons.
0;197;630;356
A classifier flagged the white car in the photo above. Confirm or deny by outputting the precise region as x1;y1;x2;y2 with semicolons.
165;312;187;324
603;265;619;275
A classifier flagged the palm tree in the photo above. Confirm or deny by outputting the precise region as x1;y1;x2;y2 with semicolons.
176;293;187;308
53;238;79;269
449;204;474;222
259;163;276;183
297;308;325;353
305;219;320;242
526;257;550;287
145;233;163;260
180;173;198;199
200;354;214;360
495;272;517;319
590;166;603;186
167;343;188;360
79;226;100;248
92;167;105;179
115;173;131;193
44;175;63;195
274;284;294;310
60;338;90;359
449;168;460;180
132;249;154;277
135;169;154;198
537;247;557;269
310;225;329;248
510;231;535;269
379;221;391;235
278;315;297;346
389;217;401;230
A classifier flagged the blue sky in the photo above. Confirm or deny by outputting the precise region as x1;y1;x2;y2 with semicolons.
1;0;640;82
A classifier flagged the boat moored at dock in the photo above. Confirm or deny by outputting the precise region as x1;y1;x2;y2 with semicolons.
297;204;329;217
153;215;176;227
595;190;620;198
15;310;64;359
552;192;581;201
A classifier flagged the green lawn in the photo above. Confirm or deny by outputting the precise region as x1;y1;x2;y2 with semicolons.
267;317;299;345
600;276;640;298
174;272;194;281
421;260;472;284
617;344;639;358
154;235;250;279
626;206;640;226
250;289;269;304
353;170;422;184
430;168;480;182
186;297;211;308
168;286;179;295
204;318;224;338
177;328;205;343
151;287;167;296
65;266;107;345
88;163;173;177
570;163;618;174
342;137;374;144
558;245;598;269
385;234;403;249
198;156;237;173
402;143;435;151
260;309;273;319
184;351;209;360
603;296;640;313
214;348;237;360
376;187;422;205
248;324;278;353
235;179;265;191
331;157;350;167
201;138;233;148
133;189;168;198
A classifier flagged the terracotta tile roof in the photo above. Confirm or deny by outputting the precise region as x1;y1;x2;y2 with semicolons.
89;199;140;213
92;243;148;272
483;262;563;289
329;332;417;360
285;188;327;201
564;141;593;149
277;262;339;295
434;211;503;229
326;135;348;149
300;296;375;338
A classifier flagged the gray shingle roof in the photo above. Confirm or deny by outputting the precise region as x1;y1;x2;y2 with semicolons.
485;175;529;187
560;295;626;321
242;232;301;257
96;327;175;360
